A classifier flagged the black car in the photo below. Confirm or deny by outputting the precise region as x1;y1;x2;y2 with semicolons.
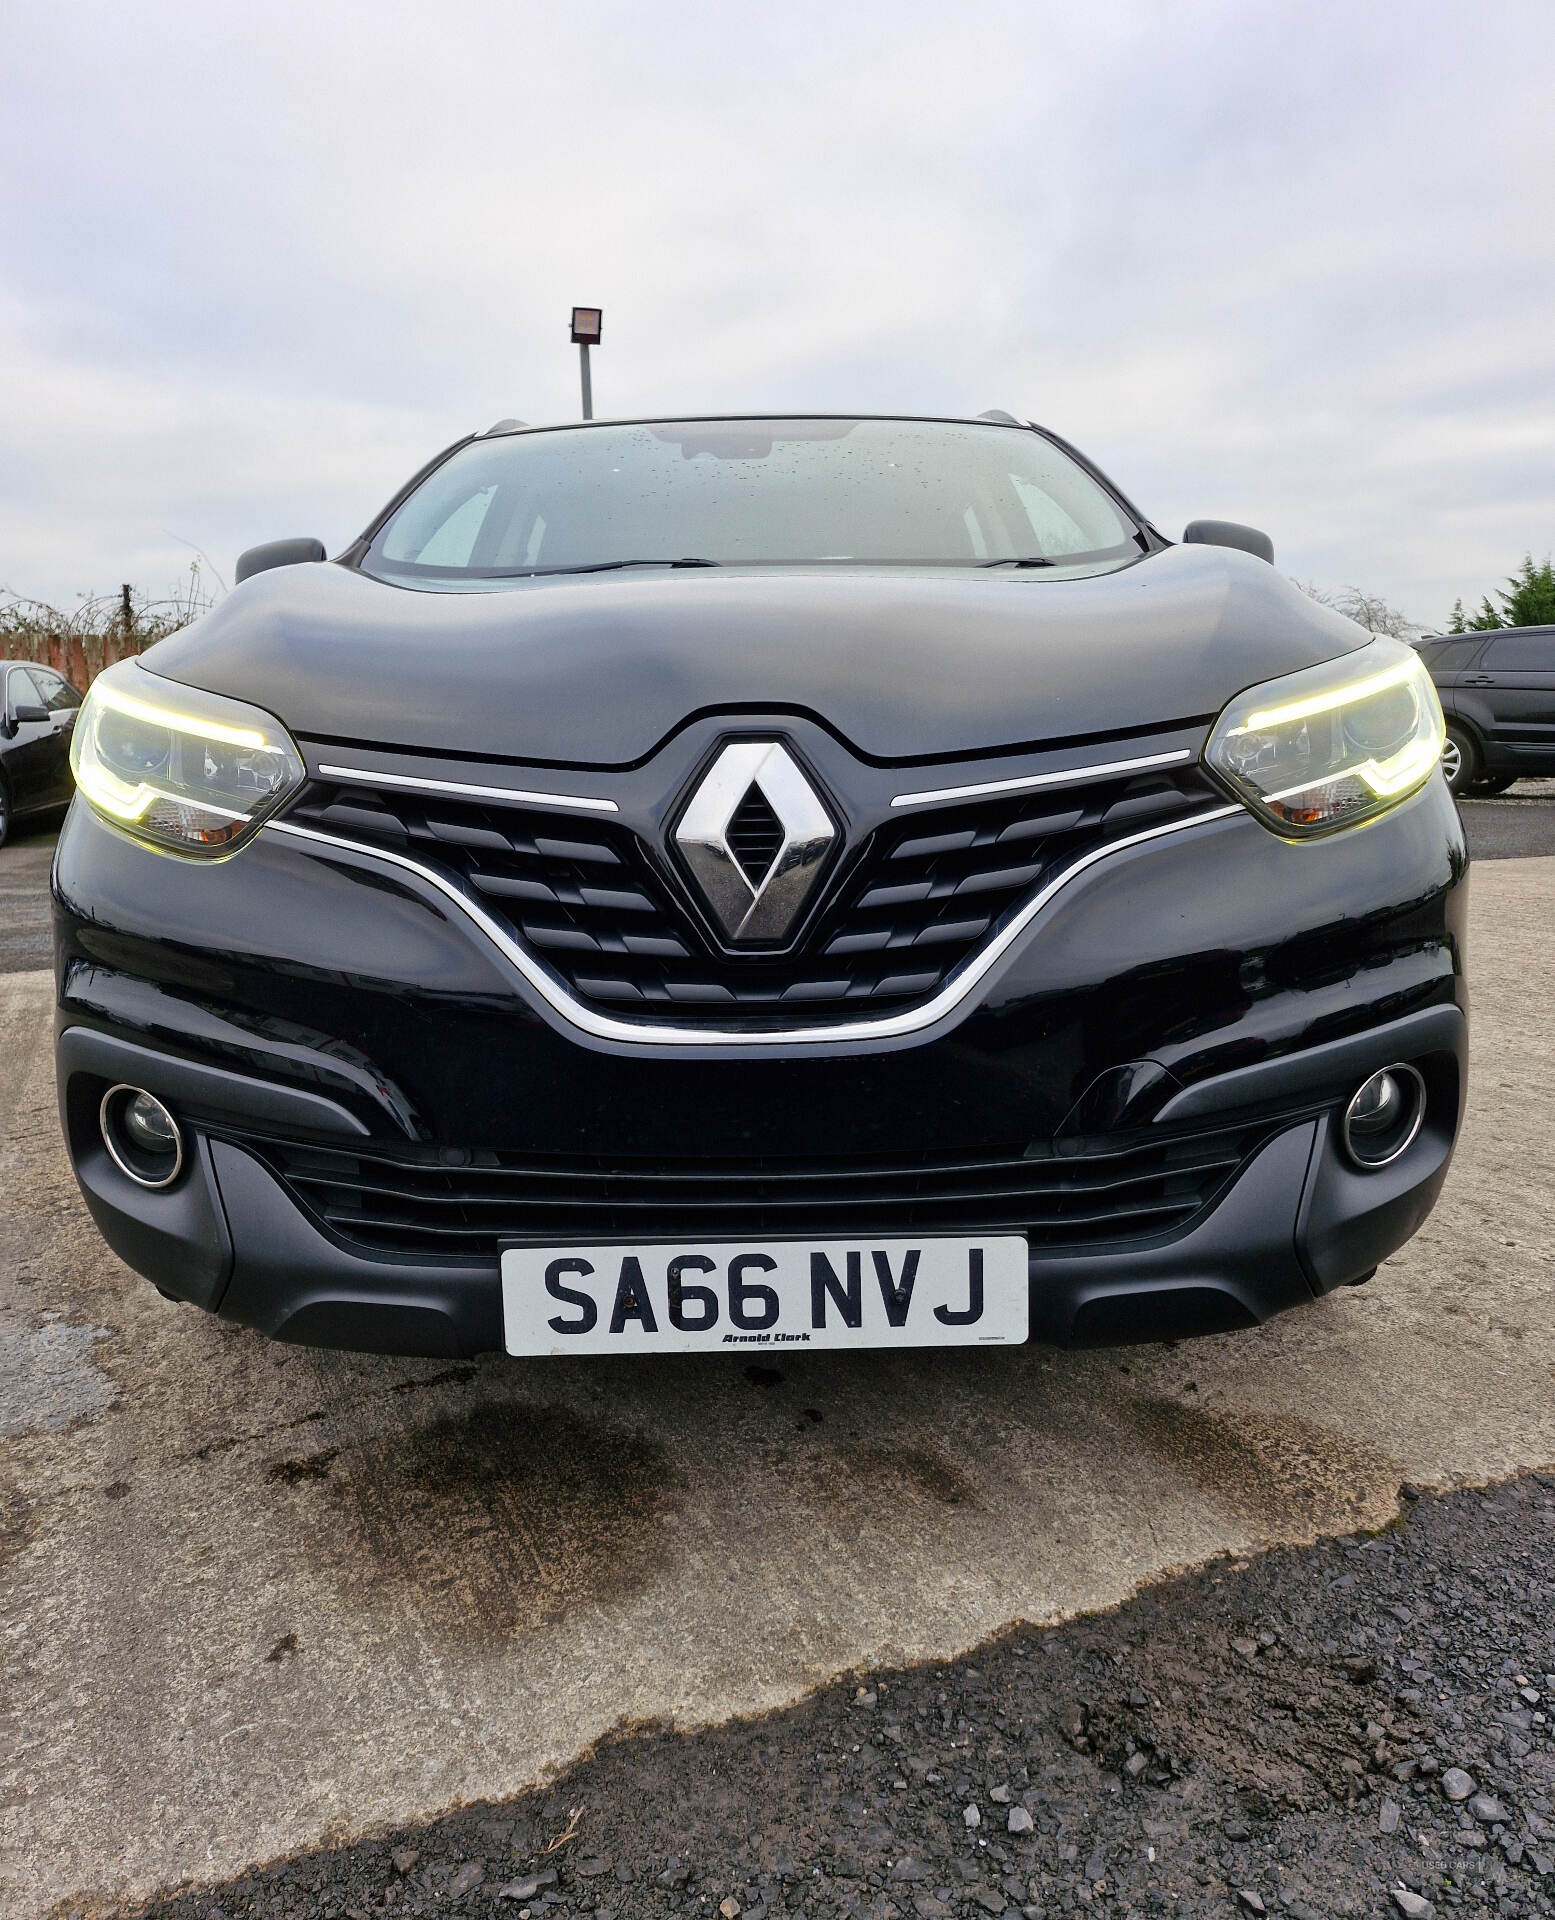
0;658;81;847
52;414;1467;1358
1415;627;1555;797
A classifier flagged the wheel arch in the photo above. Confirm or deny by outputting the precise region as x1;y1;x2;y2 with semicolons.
1444;711;1489;754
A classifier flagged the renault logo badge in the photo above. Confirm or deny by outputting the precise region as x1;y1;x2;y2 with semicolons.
674;742;837;944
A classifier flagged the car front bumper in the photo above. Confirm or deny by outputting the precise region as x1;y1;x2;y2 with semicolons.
52;774;1469;1354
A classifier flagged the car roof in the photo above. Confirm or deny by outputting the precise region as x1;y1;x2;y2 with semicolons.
475;411;1038;440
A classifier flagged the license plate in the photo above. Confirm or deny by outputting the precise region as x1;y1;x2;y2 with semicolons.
500;1236;1029;1356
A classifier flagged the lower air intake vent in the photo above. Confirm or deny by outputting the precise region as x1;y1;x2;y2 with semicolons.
243;1119;1274;1263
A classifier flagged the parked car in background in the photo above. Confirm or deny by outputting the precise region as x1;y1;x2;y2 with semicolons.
0;658;82;847
1416;626;1555;797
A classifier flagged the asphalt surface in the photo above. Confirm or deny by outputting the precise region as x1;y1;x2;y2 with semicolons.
2;812;1554;1920
121;1473;1555;1920
0;816;60;974
1461;780;1555;861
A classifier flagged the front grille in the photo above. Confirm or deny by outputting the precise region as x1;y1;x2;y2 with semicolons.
286;760;1221;1028
243;1121;1272;1263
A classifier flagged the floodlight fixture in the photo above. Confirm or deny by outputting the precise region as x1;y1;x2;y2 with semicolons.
570;306;602;417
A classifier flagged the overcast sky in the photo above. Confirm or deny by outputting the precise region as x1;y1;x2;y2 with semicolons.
3;0;1551;628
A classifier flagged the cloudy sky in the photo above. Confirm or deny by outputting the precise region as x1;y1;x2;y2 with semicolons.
3;0;1551;628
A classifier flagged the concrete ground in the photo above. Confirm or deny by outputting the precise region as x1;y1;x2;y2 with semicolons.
2;848;1554;1920
123;1475;1555;1920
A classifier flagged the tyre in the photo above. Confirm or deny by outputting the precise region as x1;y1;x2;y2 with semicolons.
1469;773;1517;796
1440;724;1479;798
0;776;10;852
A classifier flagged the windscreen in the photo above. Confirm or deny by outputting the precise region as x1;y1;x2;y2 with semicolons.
363;417;1140;585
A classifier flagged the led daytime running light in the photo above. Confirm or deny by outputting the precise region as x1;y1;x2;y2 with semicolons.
1203;638;1443;840
1263;734;1439;808
1234;657;1419;734
71;660;305;858
1355;735;1439;798
75;759;249;826
90;678;276;752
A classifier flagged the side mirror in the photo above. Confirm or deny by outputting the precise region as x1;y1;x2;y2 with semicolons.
235;537;328;585
1183;519;1274;565
12;703;50;724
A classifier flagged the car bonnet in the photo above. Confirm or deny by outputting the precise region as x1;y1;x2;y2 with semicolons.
141;544;1367;766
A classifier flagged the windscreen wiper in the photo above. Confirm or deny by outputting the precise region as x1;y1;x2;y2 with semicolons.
485;557;721;578
979;556;1058;568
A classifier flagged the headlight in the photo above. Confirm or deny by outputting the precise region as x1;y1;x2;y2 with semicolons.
1204;639;1444;838
71;659;305;857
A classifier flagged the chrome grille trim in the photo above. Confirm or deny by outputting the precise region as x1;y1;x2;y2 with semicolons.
265;802;1243;1050
314;763;619;813
891;748;1195;809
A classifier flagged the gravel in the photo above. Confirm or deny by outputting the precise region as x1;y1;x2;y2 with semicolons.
105;1472;1555;1920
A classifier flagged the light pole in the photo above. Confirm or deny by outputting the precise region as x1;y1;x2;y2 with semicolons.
570;306;602;419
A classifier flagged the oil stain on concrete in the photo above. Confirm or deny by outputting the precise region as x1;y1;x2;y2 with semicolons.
836;1441;981;1509
274;1399;673;1638
1125;1394;1402;1542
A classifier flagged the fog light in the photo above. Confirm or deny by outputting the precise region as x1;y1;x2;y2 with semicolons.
1342;1065;1426;1169
100;1085;185;1189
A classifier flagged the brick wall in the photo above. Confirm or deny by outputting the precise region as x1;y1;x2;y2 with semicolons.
5;626;160;692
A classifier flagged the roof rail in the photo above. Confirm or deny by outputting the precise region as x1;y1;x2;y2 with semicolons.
977;409;1021;425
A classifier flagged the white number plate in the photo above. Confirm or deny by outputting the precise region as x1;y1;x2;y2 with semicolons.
501;1236;1029;1356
